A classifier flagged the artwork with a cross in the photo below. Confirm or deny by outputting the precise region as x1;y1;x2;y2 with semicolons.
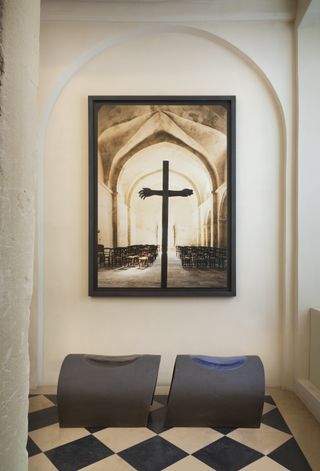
89;96;236;297
139;160;193;288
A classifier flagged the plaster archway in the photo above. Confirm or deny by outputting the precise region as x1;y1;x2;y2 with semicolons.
36;24;291;388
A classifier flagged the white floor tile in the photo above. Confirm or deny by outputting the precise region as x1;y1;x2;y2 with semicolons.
28;453;58;471
228;424;291;455
160;427;223;454
29;423;90;451
29;395;55;413
94;427;156;453
163;455;216;470
80;454;136;471
241;456;290;470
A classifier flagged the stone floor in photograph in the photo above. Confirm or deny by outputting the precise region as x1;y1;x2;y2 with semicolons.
98;253;227;289
28;394;312;471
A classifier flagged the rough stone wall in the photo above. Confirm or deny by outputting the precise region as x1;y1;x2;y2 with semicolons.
0;2;4;104
0;0;40;469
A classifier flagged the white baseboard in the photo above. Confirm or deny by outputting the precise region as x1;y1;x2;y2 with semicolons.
295;379;320;423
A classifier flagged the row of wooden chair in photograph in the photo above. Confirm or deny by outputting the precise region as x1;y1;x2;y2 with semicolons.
98;244;159;269
176;245;228;270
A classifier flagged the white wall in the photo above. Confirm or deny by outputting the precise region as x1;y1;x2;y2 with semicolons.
35;11;294;387
310;309;320;391
297;15;320;380
294;2;320;419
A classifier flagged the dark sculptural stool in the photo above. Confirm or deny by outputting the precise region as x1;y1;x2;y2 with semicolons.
166;355;265;428
57;354;160;427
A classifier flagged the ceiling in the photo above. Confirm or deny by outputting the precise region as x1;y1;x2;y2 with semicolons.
41;0;298;22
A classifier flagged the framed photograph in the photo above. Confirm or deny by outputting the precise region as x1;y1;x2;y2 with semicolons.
89;96;236;296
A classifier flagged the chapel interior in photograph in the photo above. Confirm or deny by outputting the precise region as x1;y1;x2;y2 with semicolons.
94;101;233;291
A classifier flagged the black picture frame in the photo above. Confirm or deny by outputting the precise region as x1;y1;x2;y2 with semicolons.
89;96;236;296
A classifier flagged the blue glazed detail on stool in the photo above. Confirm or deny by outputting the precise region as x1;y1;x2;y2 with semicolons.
191;355;246;370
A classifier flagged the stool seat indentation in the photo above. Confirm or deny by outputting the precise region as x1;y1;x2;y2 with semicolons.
191;355;247;371
84;354;141;367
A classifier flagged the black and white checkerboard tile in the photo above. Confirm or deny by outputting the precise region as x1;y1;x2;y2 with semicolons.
28;394;312;471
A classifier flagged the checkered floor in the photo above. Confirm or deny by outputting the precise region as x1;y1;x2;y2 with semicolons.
28;394;312;471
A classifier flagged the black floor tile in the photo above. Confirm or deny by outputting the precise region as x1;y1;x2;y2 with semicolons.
193;436;264;471
27;437;42;457
45;435;113;471
264;395;276;406
86;426;108;434
120;436;187;471
45;394;58;405
147;406;171;434
268;437;312;471
213;427;236;435
262;408;291;434
28;406;58;432
153;395;168;406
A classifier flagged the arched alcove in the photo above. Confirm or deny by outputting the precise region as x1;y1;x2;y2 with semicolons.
37;25;289;388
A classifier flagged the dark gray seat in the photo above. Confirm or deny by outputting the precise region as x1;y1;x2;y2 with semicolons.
57;354;160;427
166;355;265;428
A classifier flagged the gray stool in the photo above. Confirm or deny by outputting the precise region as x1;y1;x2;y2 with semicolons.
166;355;265;428
57;354;160;427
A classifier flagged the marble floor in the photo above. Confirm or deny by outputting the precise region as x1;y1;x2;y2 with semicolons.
28;387;320;471
98;252;227;289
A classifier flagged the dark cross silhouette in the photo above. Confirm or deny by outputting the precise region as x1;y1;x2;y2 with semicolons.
139;160;193;288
